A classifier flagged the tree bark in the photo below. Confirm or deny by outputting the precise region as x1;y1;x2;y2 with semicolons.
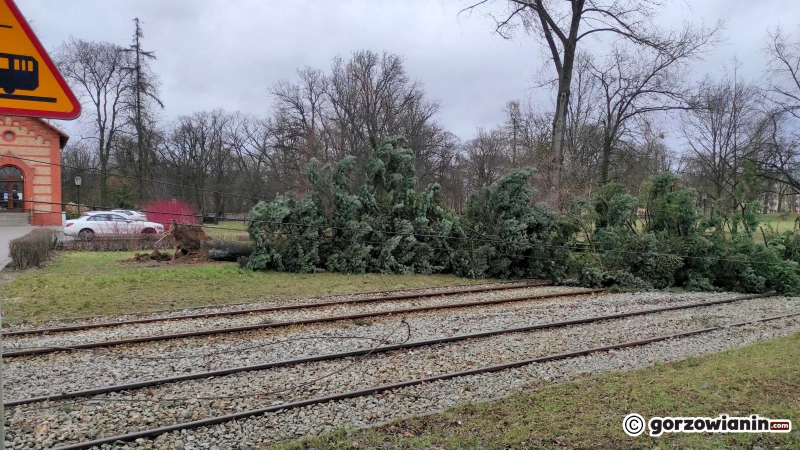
202;240;253;261
548;47;576;208
599;136;612;184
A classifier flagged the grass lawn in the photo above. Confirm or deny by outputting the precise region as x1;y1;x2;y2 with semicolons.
277;333;800;449
203;220;250;241
0;251;487;324
758;213;798;235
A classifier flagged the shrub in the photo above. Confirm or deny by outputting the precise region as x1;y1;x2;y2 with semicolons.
142;199;199;228
62;234;174;252
8;229;59;270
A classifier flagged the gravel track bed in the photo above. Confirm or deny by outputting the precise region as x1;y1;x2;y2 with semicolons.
4;285;571;350
133;316;800;450
6;295;799;449
3;291;741;399
2;281;534;333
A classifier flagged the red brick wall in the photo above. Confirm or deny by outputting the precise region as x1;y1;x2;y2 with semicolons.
0;116;63;226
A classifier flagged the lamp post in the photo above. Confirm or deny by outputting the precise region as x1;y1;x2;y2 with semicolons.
74;175;82;215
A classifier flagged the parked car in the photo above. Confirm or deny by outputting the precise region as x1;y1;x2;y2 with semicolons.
65;212;165;239
79;209;147;221
112;209;148;221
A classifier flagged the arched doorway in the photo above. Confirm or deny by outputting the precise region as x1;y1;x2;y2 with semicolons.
0;165;24;211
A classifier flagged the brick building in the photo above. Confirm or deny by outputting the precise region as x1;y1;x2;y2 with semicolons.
0;115;67;226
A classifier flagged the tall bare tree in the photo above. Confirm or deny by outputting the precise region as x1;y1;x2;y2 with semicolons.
463;0;699;206
681;68;763;210
765;27;800;120
228;113;280;203
755;29;800;202
590;25;718;183
56;39;131;206
162;111;230;217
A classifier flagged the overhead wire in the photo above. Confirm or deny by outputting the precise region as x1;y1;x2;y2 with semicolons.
15;199;799;268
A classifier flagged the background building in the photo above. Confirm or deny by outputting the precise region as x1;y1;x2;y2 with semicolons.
0;115;67;226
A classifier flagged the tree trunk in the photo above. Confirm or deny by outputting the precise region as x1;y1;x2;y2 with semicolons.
99;158;108;208
600;136;612;184
548;67;573;209
202;240;253;261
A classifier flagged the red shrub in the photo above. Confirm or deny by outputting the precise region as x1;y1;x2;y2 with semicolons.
143;199;200;228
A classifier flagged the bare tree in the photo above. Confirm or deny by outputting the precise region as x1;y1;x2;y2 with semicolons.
747;28;800;210
267;50;447;193
563;52;603;196
462;0;707;206
228;113;280;203
590;26;718;183
326;51;440;163
162;111;230;217
765;26;800;119
463;127;509;190
614;126;676;193
60;141;99;207
56;39;131;206
270;67;330;192
681;69;763;211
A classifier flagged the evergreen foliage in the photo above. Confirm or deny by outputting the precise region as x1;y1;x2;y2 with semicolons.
247;137;800;294
581;173;800;294
247;137;467;275
454;168;576;280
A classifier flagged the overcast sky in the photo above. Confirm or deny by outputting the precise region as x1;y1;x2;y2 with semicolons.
18;0;799;141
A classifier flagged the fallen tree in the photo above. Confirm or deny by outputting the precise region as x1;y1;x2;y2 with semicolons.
168;220;252;262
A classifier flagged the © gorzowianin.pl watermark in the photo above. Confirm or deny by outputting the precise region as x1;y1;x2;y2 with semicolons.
623;413;792;437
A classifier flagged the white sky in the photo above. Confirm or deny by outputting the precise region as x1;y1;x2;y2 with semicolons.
16;0;800;142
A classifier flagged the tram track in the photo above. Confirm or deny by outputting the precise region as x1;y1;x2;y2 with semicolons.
42;308;800;450
3;292;774;407
2;280;546;338
3;287;597;358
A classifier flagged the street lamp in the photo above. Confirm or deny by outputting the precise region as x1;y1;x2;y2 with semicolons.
74;175;82;215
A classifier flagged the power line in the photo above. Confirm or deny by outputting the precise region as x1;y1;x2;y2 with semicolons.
4;151;737;219
15;199;800;270
18;200;576;268
0;153;262;204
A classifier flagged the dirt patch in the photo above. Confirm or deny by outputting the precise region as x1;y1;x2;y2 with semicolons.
121;222;250;265
124;249;172;263
122;249;214;265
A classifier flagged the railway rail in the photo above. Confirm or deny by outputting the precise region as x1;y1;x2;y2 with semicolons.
4;292;773;407
2;280;546;337
47;308;800;450
3;287;600;358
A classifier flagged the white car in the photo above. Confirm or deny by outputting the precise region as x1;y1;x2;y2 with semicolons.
112;209;148;221
65;212;165;239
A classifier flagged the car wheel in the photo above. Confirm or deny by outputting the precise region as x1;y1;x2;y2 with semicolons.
78;228;95;240
142;228;156;234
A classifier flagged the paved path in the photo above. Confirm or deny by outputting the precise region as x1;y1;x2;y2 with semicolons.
0;226;33;270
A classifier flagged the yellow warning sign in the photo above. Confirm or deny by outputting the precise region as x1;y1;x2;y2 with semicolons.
0;0;80;119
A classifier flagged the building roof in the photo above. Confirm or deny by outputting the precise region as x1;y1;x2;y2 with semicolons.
36;118;70;149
